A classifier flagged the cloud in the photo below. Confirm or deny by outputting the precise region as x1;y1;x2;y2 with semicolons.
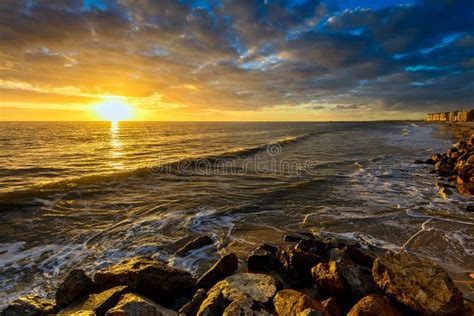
0;0;473;119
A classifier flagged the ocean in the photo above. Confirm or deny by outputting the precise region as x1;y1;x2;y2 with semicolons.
0;121;472;306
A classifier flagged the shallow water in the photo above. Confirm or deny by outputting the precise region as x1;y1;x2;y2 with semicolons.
0;121;472;306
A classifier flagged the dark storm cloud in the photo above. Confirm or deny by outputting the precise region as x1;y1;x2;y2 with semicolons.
1;0;473;114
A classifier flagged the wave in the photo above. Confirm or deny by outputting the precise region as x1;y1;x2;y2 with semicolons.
0;134;313;203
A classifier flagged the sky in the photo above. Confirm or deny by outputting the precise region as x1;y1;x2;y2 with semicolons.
0;0;473;121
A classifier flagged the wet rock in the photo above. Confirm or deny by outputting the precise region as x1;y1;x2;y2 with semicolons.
247;244;278;272
321;297;343;316
105;293;176;316
435;161;455;177
59;286;128;316
295;239;326;257
278;247;325;287
347;294;401;316
273;289;324;316
311;261;347;297
372;251;464;315
284;233;310;243
1;295;56;316
93;257;195;308
178;289;206;316
467;205;474;212
197;253;238;291
56;269;94;307
176;236;213;256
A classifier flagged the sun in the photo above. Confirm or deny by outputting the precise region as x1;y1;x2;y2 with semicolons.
95;98;134;122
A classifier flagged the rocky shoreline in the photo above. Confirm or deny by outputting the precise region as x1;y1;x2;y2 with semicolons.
2;231;472;316
415;132;474;206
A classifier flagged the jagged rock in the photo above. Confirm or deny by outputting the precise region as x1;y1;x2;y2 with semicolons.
347;294;401;316
1;295;56;316
247;244;278;272
278;247;325;287
321;297;343;316
178;289;206;316
435;161;455;177
56;269;94;307
105;293;176;316
93;257;195;307
197;273;277;315
59;286;128;316
372;252;464;315
176;236;213;256
311;261;347;297
273;289;324;316
197;253;238;291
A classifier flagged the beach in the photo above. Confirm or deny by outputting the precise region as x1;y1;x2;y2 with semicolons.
0;121;473;315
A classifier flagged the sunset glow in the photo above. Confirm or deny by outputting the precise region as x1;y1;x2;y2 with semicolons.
95;99;134;122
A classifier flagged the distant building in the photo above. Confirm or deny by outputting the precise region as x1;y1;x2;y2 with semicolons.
426;109;474;122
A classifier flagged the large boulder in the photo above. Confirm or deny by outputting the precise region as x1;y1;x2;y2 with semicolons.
105;293;176;316
93;257;195;307
59;286;128;316
1;295;56;316
222;295;272;315
372;252;464;315
197;273;277;316
278;247;325;287
321;297;343;316
273;289;324;316
56;269;94;307
347;294;401;316
176;236;213;256
196;253;238;291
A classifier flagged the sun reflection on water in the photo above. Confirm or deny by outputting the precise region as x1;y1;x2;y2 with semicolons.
110;121;124;169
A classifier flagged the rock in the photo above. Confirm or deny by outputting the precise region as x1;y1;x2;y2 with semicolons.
344;247;375;269
196;289;225;316
197;273;277;315
311;261;347;297
56;269;94;307
414;159;425;164
435;161;455;177
273;289;324;316
178;289;206;316
105;293;176;316
93;257;195;307
467;205;474;212
321;297;343;316
1;295;56;316
59;286;128;316
295;239;326;257
284;234;309;242
298;308;324;316
372;252;464;315
197;253;238;291
176;236;213;256
313;249;376;300
347;294;401;316
223;295;271;316
278;247;325;287
247;244;278;272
